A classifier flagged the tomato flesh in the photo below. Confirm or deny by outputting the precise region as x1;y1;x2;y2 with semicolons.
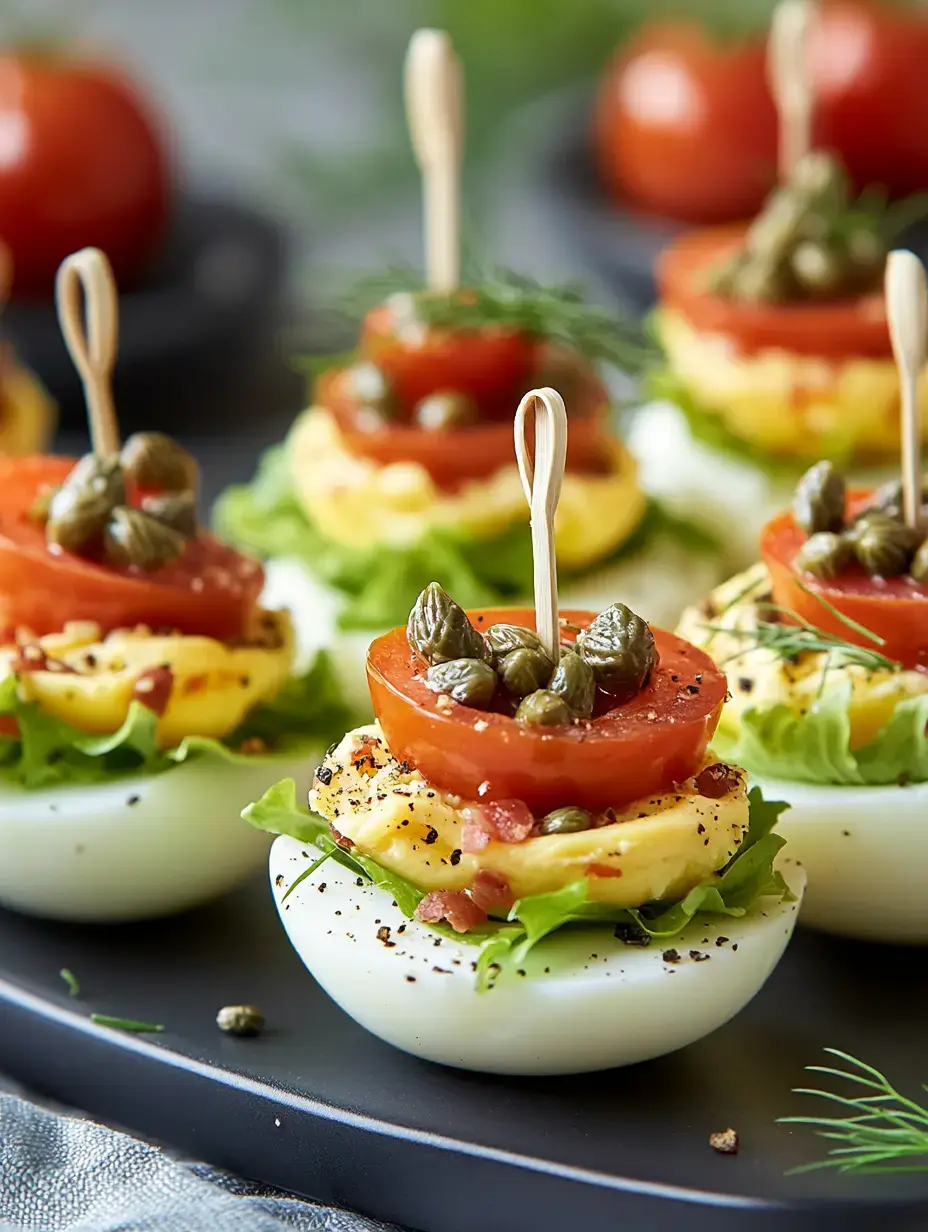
320;366;613;489
657;226;891;361
367;608;726;813
761;494;928;669
360;301;538;419
0;456;263;641
0;55;169;295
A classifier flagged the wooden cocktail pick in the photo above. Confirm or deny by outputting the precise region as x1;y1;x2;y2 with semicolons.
768;0;816;181
885;249;928;531
514;387;568;662
404;28;463;293
56;247;121;456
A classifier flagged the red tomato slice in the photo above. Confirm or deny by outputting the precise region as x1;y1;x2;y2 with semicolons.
657;225;892;360
761;493;928;669
319;368;614;490
0;456;264;641
360;300;538;418
367;607;726;813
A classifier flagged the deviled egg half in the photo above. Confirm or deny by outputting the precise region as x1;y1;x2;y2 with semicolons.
0;248;350;923
632;151;920;568
248;583;802;1075
679;458;928;943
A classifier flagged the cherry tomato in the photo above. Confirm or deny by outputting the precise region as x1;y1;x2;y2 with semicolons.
657;225;891;360
761;494;928;669
0;54;170;295
593;22;778;225
810;0;928;201
0;456;263;641
360;301;538;418
319;366;613;489
367;607;726;813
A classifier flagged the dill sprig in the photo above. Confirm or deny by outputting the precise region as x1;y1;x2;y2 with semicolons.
780;1049;928;1175
339;264;657;372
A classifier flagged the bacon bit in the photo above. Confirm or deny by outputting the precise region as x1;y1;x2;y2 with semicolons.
709;1128;739;1155
181;672;209;696
694;763;741;800
415;890;487;933
350;736;381;777
132;666;174;715
330;825;354;851
469;870;514;913
12;644;78;675
462;799;534;853
586;863;623;878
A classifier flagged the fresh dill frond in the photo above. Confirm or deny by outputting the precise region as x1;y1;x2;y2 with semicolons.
59;968;79;997
335;264;657;373
90;1014;164;1033
780;1048;928;1175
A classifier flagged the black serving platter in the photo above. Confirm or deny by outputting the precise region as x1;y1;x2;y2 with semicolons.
0;868;927;1232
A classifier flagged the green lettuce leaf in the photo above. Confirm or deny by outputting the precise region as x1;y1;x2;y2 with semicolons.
0;653;350;790
712;679;928;786
213;438;720;630
246;781;791;991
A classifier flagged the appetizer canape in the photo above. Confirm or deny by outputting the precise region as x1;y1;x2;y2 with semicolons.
630;2;928;567
677;249;928;943
246;388;802;1075
216;30;723;713
0;248;348;923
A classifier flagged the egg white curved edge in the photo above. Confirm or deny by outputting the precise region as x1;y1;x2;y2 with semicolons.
0;752;318;923
263;531;727;722
270;836;805;1076
627;402;896;572
752;775;928;944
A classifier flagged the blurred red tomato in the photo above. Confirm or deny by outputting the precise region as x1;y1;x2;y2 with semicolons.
0;54;171;295
810;0;928;199
593;22;778;224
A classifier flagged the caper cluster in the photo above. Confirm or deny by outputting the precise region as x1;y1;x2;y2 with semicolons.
707;152;885;304
342;359;478;432
407;583;657;726
44;433;199;572
792;460;928;580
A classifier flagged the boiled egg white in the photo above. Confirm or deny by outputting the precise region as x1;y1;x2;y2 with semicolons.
261;535;724;720
628;401;894;572
270;837;805;1075
0;751;317;922
749;775;928;944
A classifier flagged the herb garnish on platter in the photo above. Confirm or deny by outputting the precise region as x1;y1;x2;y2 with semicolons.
781;1049;928;1175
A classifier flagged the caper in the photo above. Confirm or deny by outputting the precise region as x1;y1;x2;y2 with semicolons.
497;647;554;699
515;689;573;728
790;151;849;214
342;361;394;415
728;253;798;304
414;391;479;432
140;490;197;537
851;514;919;578
793;460;845;535
425;657;497;708
868;477;904;516
745;188;807;260
104;506;186;571
794;531;854;579
216;1004;264;1037
406;582;489;666
539;806;594;836
29;485;58;524
484;623;545;661
46;454;125;555
577;603;657;697
911;538;928;583
121;433;199;494
791;239;847;297
548;651;595;718
845;228;885;285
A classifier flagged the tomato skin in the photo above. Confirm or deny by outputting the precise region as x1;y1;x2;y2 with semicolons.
0;55;170;295
367;608;727;814
320;366;613;489
761;495;928;669
657;225;891;360
360;301;538;418
0;456;263;641
594;22;778;225
810;0;928;201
